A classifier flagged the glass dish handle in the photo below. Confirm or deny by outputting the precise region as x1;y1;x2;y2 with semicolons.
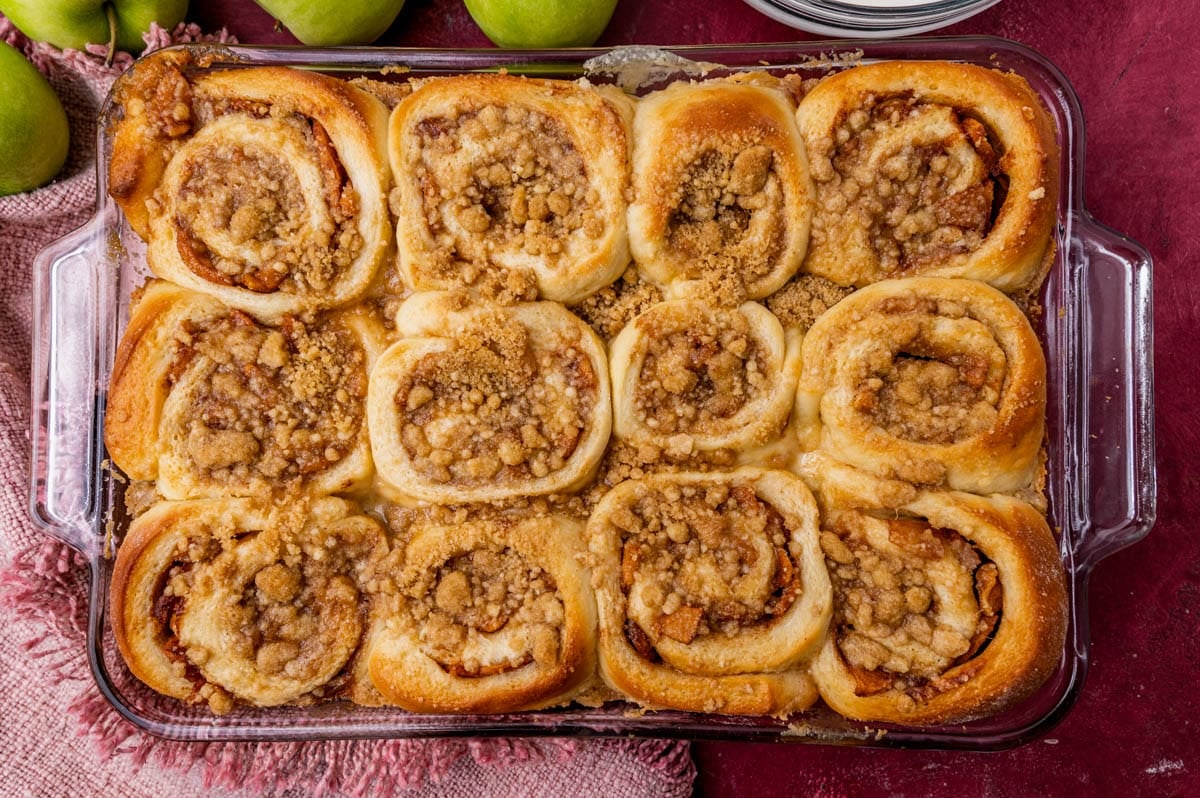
29;215;112;558
1068;211;1157;572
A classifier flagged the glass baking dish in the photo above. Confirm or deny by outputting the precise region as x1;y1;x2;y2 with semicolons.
28;36;1155;749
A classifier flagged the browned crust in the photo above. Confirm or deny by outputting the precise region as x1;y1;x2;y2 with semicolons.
105;282;223;480
365;514;598;713
797;61;1059;294
629;77;813;299
587;469;828;716
810;490;1068;725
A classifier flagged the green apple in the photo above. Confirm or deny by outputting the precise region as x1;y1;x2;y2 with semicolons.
464;0;618;48
251;0;407;46
0;0;188;54
0;42;70;196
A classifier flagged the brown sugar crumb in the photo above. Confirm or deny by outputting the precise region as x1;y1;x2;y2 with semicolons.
404;546;563;676
171;112;363;295
174;311;366;488
217;527;370;686
476;266;539;306
570;267;662;341
410;102;605;288
613;480;801;656
123;480;163;518
347;76;414;109
394;311;597;486
848;300;1006;445
632;307;766;435
809;94;1000;275
821;516;1001;699
583;441;738;511
664;139;786;291
765;273;852;333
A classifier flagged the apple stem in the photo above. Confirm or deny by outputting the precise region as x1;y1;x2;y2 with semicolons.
104;2;118;67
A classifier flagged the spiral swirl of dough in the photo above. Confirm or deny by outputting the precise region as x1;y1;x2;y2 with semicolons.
109;497;387;713
363;513;597;713
608;299;800;454
794;277;1045;495
108;53;392;320
105;282;384;501
588;469;831;715
389;74;633;303
796;455;1067;725
368;292;611;504
629;77;813;299
797;61;1058;294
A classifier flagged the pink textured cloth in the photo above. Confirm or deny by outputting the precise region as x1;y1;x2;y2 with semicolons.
0;19;695;798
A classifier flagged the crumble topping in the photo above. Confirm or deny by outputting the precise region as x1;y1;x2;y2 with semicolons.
612;481;800;656
159;516;379;712
175;311;366;488
821;516;1001;698
169;111;363;294
395;312;597;485
765;273;853;333
570;267;663;341
632;307;767;436
410;102;604;286
404;546;563;677
809;94;1000;273
850;296;1006;444
665;141;786;290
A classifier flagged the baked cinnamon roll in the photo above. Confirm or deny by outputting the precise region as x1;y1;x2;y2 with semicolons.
609;299;800;454
367;292;611;504
107;52;392;319
798;61;1058;293
363;513;597;713
110;497;387;713
389;74;633;303
629;78;813;299
795;277;1045;495
796;456;1067;725
588;470;831;715
105;282;384;500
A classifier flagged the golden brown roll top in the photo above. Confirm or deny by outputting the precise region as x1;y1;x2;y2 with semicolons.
363;512;597;713
609;298;800;454
109;497;387;713
588;469;831;715
796;458;1067;725
368;292;612;504
629;77;814;300
797;61;1058;294
107;52;392;319
795;277;1046;495
105;282;385;501
388;74;633;304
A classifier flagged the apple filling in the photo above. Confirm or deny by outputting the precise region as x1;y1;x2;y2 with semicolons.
615;482;801;660
820;516;1002;700
811;95;999;274
171;114;363;294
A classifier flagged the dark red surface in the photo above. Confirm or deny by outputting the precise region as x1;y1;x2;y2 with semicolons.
193;1;1199;794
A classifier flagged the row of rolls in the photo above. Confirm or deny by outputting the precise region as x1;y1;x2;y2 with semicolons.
103;49;1066;726
107;49;1059;319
